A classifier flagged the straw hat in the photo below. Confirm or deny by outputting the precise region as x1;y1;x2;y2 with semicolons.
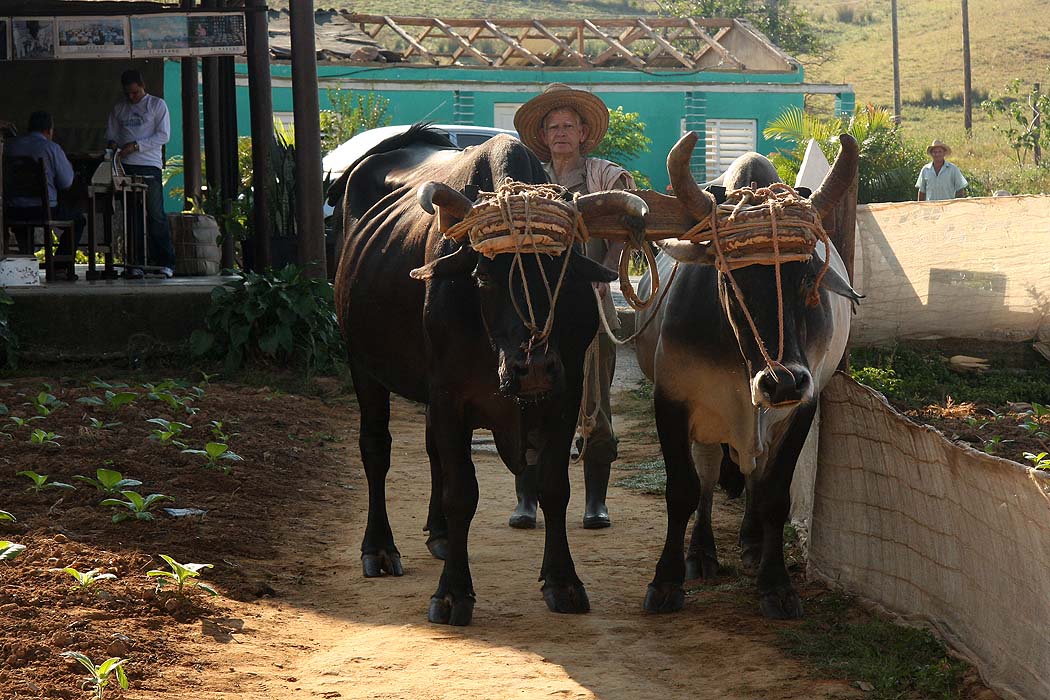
926;139;952;156
514;83;610;162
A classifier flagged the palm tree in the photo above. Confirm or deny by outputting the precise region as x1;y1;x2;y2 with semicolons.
764;105;927;203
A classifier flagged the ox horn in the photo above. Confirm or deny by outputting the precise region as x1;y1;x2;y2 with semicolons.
809;134;860;218
417;181;474;219
576;190;649;222
667;132;714;222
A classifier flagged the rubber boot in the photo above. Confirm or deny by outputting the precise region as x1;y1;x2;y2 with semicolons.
583;460;611;529
509;462;539;529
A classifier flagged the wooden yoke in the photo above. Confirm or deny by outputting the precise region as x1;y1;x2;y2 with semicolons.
581;190;696;242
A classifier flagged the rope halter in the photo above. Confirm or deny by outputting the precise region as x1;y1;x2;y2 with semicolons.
681;182;833;374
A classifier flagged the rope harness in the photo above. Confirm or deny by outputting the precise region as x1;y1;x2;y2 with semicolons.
681;182;831;374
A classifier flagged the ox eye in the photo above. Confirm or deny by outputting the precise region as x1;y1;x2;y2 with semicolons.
473;271;494;287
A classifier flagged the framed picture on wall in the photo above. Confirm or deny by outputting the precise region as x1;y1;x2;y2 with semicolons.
186;13;245;56
0;19;10;61
130;14;189;57
56;16;130;59
12;18;56;60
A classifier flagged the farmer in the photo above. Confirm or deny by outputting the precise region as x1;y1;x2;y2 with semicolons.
105;69;176;278
514;83;634;529
916;139;967;201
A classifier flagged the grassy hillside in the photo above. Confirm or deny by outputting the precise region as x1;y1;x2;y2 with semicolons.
308;0;660;18
806;0;1050;192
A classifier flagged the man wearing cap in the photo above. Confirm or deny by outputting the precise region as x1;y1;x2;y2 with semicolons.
513;84;634;530
916;139;967;201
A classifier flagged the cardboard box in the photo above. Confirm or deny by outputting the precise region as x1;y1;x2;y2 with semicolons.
0;256;41;286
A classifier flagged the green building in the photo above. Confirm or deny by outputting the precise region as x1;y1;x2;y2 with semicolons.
163;13;854;194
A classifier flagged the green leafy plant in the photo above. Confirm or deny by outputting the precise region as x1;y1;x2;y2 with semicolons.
100;490;173;523
0;510;15;522
60;652;129;700
0;288;16;369
591;106;654;188
51;566;118;591
208;420;238;443
190;265;346;374
147;554;217;596
764;104;930;204
4;415;44;430
77;390;139;412
26;391;67;416
320;88;393;153
658;0;830;58
981;75;1050;167
982;436;1008;454
28;428;61;446
73;468;143;494
181;442;243;474
87;417;123;430
1024;452;1050;470
147;418;192;447
0;540;26;561
18;470;75;493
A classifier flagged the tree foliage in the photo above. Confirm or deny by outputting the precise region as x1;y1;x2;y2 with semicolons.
657;0;831;60
981;74;1050;168
591;106;653;188
320;89;393;153
764;104;928;204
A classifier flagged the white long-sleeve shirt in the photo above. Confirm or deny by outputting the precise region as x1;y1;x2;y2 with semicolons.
105;93;170;168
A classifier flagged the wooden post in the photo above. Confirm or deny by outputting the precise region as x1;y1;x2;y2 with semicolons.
290;0;326;278
962;0;972;134
891;0;902;123
219;52;239;270
201;56;222;203
180;0;201;208
245;0;273;270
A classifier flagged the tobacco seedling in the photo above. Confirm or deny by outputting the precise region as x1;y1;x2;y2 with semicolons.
208;420;238;443
1018;420;1050;440
4;415;44;430
18;470;75;493
146;418;191;447
982;436;1009;454
1032;403;1049;418
28;428;61;446
77;390;138;412
146;554;217;596
100;491;173;523
87;417;123;430
0;510;15;522
51;567;117;591
26;391;67;417
182;442;243;474
73;468;143;494
0;540;26;561
145;385;198;416
60;652;129;700
1024;452;1050;470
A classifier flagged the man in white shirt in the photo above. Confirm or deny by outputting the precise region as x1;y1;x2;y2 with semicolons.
105;69;175;278
916;139;967;202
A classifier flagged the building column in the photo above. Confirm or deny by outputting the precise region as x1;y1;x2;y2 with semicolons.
289;0;326;278
180;0;201;209
245;0;273;270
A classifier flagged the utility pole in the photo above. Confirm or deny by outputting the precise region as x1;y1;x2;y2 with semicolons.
962;0;973;134
891;0;902;123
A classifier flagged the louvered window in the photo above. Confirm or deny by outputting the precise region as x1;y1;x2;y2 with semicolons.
704;119;757;180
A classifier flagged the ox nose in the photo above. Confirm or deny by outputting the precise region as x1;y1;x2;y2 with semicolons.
755;366;812;407
511;352;560;399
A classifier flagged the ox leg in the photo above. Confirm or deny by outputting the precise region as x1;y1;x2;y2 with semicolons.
510;462;539;529
739;482;763;575
537;417;590;615
685;442;722;581
644;393;700;613
428;408;479;626
424;411;449;561
753;402;816;620
351;363;402;578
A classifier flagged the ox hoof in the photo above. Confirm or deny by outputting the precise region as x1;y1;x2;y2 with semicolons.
643;583;685;613
361;550;403;578
428;594;475;626
685;555;720;581
740;546;762;576
426;537;449;561
759;586;803;620
541;581;591;614
509;512;537;529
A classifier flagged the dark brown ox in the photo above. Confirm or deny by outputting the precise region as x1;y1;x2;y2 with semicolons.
333;125;646;626
634;133;860;618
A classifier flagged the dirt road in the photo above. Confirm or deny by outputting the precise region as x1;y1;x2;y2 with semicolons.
186;387;854;700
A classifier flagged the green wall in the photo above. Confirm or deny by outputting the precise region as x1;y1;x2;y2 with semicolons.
165;60;849;200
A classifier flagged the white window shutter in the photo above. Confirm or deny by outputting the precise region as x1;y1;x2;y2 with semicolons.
704;119;757;180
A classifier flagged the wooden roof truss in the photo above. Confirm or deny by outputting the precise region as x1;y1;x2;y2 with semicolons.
346;15;794;71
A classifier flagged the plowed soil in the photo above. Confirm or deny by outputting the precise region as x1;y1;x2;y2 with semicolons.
0;374;994;699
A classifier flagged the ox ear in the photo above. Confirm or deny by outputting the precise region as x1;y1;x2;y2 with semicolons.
409;246;477;281
813;260;863;308
569;250;618;284
657;240;716;266
795;186;812;198
704;185;727;204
